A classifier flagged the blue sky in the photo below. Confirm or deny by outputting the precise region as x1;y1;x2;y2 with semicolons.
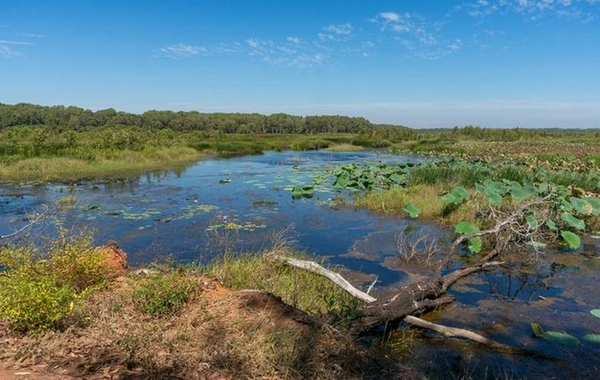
1;0;599;128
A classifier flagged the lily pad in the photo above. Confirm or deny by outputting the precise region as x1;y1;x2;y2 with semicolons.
570;197;593;215
586;197;600;216
531;323;580;346
560;230;581;249
483;188;502;205
546;219;558;231
560;212;585;231
591;309;600;319
542;331;580;347
455;221;479;235
403;203;421;218
467;237;483;254
583;334;600;344
526;215;538;230
439;192;459;204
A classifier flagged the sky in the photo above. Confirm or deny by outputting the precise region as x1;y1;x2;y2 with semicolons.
1;0;600;128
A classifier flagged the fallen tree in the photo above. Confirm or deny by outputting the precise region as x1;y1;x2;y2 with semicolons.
266;196;572;350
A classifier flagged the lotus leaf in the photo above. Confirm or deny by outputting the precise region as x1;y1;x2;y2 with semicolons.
531;322;544;338
455;221;482;254
542;331;580;346
526;215;538;230
560;212;585;230
467;237;483;254
582;334;600;344
455;221;479;235
591;309;600;319
570;197;593;216
546;219;558;231
439;192;459;204
403;203;421;218
560;230;581;249
482;179;504;194
531;323;580;346
451;186;470;199
585;197;600;216
483;188;502;206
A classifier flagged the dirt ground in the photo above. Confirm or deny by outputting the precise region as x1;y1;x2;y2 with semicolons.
0;275;425;380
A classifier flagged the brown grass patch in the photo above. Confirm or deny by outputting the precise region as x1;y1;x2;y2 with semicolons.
0;273;424;379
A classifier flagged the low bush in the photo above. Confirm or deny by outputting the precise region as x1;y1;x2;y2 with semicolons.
0;230;110;332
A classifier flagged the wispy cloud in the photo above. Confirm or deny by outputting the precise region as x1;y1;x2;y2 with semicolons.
0;45;21;57
244;38;325;68
460;0;600;20
318;23;353;42
372;11;461;59
154;1;598;68
159;43;207;59
20;33;46;38
323;23;353;35
0;39;34;58
0;39;33;45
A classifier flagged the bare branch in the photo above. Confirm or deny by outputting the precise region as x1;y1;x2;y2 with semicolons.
267;253;376;303
0;206;48;241
404;315;515;352
366;276;378;295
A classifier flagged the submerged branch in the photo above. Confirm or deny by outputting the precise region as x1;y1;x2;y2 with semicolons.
403;315;516;353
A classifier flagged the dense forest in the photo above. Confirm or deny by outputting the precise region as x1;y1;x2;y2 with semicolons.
1;103;598;143
0;102;374;134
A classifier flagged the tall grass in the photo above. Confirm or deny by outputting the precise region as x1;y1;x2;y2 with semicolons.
0;146;202;182
206;249;359;317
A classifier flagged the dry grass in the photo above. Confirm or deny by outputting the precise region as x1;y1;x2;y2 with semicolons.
325;143;365;152
0;270;423;379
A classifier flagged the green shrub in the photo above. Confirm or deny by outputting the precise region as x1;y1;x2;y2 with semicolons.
0;273;78;332
132;270;198;316
47;231;112;292
0;230;110;332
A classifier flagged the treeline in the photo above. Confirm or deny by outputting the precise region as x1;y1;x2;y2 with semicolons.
0;103;374;134
428;125;600;142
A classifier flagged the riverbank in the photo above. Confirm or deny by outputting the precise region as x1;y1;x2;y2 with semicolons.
0;237;422;379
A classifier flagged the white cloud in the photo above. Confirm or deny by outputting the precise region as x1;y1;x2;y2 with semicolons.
243;37;325;68
20;33;46;38
318;23;354;43
379;11;401;22
160;43;206;59
0;45;21;57
245;39;259;48
461;0;600;20
0;39;33;45
323;23;353;35
0;40;33;58
372;11;459;59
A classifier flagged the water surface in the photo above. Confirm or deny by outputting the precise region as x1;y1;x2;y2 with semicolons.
1;150;599;378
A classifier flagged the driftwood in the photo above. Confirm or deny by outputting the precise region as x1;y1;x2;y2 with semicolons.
270;253;505;343
403;315;515;352
270;253;501;333
267;254;376;302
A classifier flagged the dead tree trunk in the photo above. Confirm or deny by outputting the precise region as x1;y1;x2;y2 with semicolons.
351;261;501;334
268;253;502;334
